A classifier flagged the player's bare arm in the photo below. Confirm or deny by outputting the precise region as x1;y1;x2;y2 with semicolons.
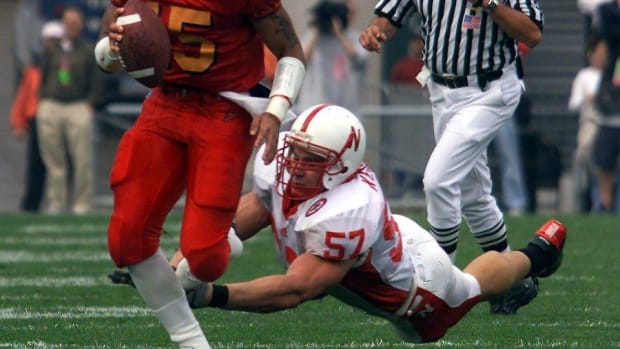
332;18;356;59
234;192;271;240
255;7;303;57
473;0;542;47
205;253;354;313
252;6;305;165
359;16;398;53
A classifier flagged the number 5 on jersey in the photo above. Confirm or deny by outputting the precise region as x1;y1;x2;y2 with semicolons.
146;1;215;73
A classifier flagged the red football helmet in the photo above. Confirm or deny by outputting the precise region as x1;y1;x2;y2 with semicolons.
275;104;367;201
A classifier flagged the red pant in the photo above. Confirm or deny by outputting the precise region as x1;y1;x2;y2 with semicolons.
107;88;254;281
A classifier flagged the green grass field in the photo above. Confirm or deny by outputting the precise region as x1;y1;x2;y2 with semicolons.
0;213;618;348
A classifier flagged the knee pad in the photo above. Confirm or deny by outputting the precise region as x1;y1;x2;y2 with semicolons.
182;238;231;282
108;213;159;267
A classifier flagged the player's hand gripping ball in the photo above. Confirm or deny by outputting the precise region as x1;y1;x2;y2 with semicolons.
113;0;170;87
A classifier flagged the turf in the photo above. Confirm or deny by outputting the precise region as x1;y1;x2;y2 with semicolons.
0;213;618;348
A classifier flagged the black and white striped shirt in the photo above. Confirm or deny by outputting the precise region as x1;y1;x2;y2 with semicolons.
375;0;544;76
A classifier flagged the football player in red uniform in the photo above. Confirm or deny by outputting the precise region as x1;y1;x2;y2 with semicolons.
95;1;305;348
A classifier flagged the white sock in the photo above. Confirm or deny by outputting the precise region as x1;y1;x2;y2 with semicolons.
128;249;211;349
156;296;212;349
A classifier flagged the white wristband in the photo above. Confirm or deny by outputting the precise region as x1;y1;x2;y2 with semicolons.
267;56;305;121
94;37;123;73
265;95;290;122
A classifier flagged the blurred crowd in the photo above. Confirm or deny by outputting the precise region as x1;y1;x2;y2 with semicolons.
10;0;106;215
573;0;620;213
7;0;620;215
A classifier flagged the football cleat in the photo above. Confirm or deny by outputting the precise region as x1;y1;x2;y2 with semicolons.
530;219;567;277
489;276;538;314
108;269;135;287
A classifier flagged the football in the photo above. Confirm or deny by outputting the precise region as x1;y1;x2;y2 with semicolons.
115;0;170;88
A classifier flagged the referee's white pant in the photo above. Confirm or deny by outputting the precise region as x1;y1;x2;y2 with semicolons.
423;64;524;233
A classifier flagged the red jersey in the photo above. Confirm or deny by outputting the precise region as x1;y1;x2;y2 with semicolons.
146;0;280;92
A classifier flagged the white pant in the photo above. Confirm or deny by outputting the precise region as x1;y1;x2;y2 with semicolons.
423;65;524;232
329;215;481;343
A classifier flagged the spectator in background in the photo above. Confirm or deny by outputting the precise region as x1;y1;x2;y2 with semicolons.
37;6;103;214
389;32;424;88
39;0;108;42
12;0;44;91
577;0;612;29
577;0;613;64
568;33;608;212
591;0;620;213
295;0;368;114
10;21;64;213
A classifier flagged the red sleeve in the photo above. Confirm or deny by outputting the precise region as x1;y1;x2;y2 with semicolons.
246;0;281;19
10;66;40;131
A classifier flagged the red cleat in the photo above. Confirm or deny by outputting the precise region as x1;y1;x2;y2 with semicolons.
530;219;567;277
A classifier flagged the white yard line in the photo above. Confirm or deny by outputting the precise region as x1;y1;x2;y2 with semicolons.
0;276;111;287
0;251;111;263
0;339;599;349
0;342;165;349
14;223;182;235
1;236;178;246
0;306;151;320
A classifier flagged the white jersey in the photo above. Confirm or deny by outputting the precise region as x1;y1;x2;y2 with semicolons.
253;156;416;312
253;138;482;343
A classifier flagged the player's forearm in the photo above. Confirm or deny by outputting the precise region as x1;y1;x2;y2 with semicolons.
487;4;542;48
219;275;311;313
257;7;305;62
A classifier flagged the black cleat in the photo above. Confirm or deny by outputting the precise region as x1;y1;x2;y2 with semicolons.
489;276;538;314
108;269;135;287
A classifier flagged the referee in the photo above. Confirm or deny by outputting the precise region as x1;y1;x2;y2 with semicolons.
360;0;543;315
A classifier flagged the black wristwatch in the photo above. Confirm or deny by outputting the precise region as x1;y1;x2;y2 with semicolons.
486;0;499;13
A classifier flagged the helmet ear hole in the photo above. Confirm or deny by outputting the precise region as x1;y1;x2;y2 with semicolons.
340;166;348;174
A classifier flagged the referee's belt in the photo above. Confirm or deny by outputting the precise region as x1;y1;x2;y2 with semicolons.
431;70;503;90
